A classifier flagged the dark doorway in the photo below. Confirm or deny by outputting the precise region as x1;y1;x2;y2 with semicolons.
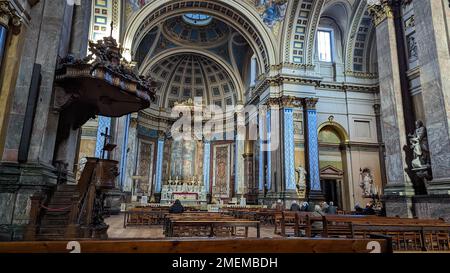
321;179;342;209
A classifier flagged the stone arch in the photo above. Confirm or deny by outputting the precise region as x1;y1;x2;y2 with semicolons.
122;0;277;74
344;1;375;73
318;120;350;144
314;1;353;64
140;48;245;105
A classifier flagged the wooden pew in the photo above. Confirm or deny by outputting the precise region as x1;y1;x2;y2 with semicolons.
167;220;260;238
164;212;243;238
313;215;450;252
0;238;392;253
123;207;171;228
350;224;450;251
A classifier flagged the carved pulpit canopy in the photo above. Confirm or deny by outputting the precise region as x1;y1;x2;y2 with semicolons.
54;34;158;128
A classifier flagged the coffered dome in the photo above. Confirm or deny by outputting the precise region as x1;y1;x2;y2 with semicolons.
162;15;230;47
149;54;237;109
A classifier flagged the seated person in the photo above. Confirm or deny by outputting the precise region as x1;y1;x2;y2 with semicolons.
311;205;324;235
300;201;310;211
272;199;284;210
320;201;330;213
363;202;376;215
169;199;184;213
327;201;337;215
290;200;301;211
354;203;364;214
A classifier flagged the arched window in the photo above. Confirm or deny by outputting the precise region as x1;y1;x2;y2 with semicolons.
317;29;333;62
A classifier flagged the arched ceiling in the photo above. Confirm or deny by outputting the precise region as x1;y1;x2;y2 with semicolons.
148;54;237;109
162;16;230;47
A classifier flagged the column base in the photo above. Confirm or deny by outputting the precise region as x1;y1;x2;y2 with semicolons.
412;194;450;222
381;195;414;218
426;178;450;195
0;162;58;241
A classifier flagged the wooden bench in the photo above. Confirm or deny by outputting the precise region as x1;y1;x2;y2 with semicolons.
166;220;260;238
0;238;392;253
164;212;239;237
308;215;450;252
350;223;450;251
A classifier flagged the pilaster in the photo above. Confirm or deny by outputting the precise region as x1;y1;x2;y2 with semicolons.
413;0;450;194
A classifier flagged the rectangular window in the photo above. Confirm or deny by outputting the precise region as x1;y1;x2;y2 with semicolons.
317;30;332;62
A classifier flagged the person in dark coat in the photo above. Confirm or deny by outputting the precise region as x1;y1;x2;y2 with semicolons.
290;201;301;211
169;199;184;213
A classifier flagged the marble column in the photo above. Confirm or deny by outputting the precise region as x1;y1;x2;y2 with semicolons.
281;97;299;193
124;115;138;193
235;137;245;196
243;140;254;202
413;0;450;194
203;140;211;194
0;1;24;161
369;2;414;217
154;134;165;196
118;114;131;190
304;98;323;201
266;98;282;195
258;110;265;192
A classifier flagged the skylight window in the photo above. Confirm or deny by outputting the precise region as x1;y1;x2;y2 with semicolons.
183;13;212;26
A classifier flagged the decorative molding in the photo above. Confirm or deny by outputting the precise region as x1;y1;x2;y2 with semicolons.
283;0;300;62
130;0;273;72
0;1;22;33
305;0;325;65
368;2;393;27
303;97;318;110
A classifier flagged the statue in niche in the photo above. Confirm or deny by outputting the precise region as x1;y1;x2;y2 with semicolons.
360;168;376;197
408;120;430;169
295;165;307;196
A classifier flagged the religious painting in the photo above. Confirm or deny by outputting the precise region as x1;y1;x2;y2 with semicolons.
254;0;288;28
212;144;232;199
135;140;155;196
170;140;197;181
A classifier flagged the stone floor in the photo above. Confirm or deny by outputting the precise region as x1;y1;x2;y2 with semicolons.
105;214;282;239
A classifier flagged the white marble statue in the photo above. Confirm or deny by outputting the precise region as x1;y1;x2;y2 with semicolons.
360;168;376;196
295;165;307;191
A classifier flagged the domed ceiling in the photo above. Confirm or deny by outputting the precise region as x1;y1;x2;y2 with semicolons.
162;15;230;47
149;54;237;109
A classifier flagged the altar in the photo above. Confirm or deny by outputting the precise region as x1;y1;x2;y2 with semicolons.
160;179;207;205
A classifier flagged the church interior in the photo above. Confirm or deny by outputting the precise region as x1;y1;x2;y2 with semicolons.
0;0;449;254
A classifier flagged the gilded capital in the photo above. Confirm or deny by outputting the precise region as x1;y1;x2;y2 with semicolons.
0;1;22;33
266;97;280;108
368;1;393;27
280;96;302;108
303;98;318;110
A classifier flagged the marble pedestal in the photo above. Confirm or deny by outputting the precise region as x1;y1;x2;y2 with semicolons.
0;162;57;240
412;195;450;222
382;195;414;218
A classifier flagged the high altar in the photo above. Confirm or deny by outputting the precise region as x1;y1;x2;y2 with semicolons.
160;177;207;205
160;138;208;205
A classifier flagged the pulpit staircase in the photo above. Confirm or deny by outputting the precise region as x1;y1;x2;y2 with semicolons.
24;158;117;241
